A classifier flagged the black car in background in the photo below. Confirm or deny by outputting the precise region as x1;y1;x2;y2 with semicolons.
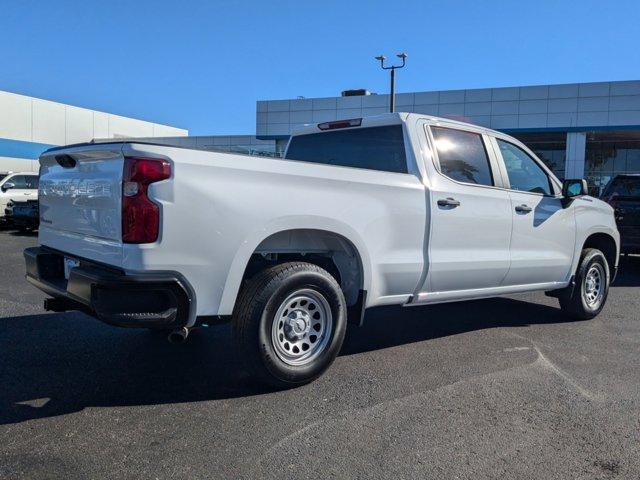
601;174;640;254
4;199;39;232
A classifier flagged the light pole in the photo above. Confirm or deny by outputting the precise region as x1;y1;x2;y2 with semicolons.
375;53;407;113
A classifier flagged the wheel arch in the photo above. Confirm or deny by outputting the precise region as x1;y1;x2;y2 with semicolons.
582;232;618;276
217;218;372;315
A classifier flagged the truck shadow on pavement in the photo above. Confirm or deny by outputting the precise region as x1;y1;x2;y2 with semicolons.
0;227;38;237
0;295;580;426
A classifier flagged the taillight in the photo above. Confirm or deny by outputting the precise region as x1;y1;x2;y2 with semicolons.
122;157;171;243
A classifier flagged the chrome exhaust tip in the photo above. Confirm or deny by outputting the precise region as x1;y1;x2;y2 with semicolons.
167;327;189;344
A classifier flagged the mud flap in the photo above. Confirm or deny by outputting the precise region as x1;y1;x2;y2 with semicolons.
347;289;367;327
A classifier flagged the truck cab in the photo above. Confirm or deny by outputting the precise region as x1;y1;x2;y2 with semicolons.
283;114;618;302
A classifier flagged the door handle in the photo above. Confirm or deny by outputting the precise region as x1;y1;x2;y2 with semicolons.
515;204;532;213
437;197;461;208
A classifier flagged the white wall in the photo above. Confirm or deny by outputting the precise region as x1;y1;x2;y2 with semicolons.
0;90;188;171
565;132;587;178
0;90;188;145
0;156;38;173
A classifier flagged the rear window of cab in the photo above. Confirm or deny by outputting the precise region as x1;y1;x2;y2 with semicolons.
285;125;408;174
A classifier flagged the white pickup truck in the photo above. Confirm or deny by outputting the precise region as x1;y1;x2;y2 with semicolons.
25;113;619;387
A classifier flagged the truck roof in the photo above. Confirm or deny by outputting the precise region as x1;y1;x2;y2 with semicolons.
290;112;505;137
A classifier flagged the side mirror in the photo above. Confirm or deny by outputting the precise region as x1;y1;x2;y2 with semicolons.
562;179;588;198
1;182;15;192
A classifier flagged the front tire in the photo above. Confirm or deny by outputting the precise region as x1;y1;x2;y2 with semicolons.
233;262;347;388
559;248;610;320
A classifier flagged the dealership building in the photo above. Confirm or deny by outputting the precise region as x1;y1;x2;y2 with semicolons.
2;80;640;196
0;90;188;172
255;80;640;195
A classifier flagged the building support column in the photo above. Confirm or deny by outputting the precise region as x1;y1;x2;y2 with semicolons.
565;132;586;179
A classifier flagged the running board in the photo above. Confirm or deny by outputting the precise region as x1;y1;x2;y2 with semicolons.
409;281;569;306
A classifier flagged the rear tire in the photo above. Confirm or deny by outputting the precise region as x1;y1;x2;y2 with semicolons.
559;248;610;320
233;262;347;388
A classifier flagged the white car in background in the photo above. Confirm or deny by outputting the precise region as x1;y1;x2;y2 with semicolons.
0;172;39;225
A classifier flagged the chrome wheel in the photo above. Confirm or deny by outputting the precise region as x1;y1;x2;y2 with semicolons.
271;289;333;366
583;263;605;309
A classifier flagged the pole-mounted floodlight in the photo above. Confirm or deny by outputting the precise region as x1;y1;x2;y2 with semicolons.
375;52;408;113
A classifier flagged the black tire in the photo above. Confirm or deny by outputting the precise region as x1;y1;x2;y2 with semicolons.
559;248;610;320
233;261;347;388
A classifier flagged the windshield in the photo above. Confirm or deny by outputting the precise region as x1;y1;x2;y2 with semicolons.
5;174;39;189
602;176;640;198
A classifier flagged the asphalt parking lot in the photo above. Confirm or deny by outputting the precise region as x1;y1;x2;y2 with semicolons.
1;230;639;479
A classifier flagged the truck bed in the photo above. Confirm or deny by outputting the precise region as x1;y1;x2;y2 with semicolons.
37;140;427;317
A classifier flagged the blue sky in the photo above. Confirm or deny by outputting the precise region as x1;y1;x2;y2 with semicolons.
1;0;639;135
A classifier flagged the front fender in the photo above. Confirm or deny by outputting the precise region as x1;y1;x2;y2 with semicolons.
570;198;621;277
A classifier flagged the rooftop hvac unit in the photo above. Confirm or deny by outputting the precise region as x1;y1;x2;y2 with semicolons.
341;89;372;97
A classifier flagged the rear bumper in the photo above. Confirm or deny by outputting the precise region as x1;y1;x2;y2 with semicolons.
24;246;195;329
12;215;38;229
0;210;11;224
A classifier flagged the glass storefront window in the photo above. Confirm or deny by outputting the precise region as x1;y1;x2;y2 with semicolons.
510;132;566;180
585;131;640;196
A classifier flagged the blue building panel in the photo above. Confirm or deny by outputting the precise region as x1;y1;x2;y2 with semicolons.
0;138;56;160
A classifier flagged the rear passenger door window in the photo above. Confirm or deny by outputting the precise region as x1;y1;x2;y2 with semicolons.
431;126;494;186
496;139;553;196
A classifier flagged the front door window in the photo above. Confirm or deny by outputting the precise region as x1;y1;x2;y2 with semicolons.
496;140;553;196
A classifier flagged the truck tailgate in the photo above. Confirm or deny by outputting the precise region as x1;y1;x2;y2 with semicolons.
38;144;125;267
